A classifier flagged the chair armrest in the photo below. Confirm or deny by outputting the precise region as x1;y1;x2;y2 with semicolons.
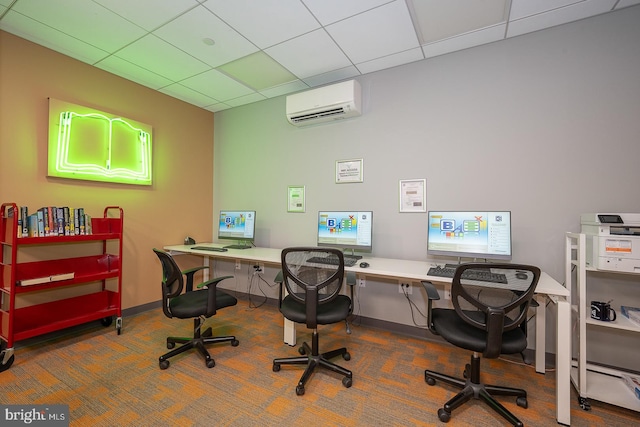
274;270;284;309
197;275;234;290
421;281;440;335
182;266;209;292
197;275;233;317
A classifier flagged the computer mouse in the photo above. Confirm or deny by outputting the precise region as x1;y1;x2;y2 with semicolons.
359;262;369;268
515;272;528;280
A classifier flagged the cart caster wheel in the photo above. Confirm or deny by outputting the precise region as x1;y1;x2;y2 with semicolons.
0;353;14;372
167;342;175;349
516;396;528;409
296;385;305;396
273;363;281;372
231;339;239;347
298;346;306;355
342;351;351;361
425;375;436;386
159;360;170;370
579;397;591;411
206;359;215;368
100;317;113;327
342;376;353;388
438;408;451;423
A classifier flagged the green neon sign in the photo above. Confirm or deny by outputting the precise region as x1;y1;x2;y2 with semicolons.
48;98;153;185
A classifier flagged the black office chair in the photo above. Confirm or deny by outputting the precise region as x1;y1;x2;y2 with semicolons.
421;263;540;426
272;247;354;395
153;248;239;370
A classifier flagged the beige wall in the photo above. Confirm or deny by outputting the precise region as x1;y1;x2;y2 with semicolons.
0;31;214;310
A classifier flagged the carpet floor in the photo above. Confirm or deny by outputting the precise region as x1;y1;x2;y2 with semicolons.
1;297;638;426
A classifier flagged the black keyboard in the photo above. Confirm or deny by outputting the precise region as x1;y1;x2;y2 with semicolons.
191;246;228;252
427;266;508;284
307;255;361;267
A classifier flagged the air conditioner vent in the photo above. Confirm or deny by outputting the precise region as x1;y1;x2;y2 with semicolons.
286;80;361;127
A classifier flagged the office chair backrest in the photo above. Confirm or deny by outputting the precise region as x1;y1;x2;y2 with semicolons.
281;247;345;329
451;263;540;359
153;248;185;318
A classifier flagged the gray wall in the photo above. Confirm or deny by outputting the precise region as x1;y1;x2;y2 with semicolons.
212;6;640;365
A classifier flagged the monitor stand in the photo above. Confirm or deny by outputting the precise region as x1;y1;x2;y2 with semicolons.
223;240;252;249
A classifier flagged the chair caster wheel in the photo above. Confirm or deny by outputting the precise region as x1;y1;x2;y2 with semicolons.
272;363;281;372
342;351;351;361
516;396;528;408
231;339;239;347
438;408;451;423
159;360;170;370
298;347;306;355
425;376;436;386
206;359;215;368
342;376;353;388
296;385;305;396
167;342;175;349
463;363;470;378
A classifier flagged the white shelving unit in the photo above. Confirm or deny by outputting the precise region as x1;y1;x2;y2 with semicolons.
565;232;640;412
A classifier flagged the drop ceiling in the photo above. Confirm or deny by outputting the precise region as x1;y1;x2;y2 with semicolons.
1;0;638;112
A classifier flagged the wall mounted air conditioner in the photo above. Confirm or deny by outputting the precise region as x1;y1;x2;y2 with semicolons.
286;80;361;127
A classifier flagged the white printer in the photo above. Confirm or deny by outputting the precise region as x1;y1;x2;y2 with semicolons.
581;213;640;273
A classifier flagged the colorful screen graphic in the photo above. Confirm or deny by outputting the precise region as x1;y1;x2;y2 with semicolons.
427;211;511;260
317;211;373;251
218;210;256;241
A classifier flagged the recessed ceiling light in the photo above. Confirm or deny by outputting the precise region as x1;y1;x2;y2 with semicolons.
202;38;216;46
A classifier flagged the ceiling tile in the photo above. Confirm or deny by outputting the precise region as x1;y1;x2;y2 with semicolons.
95;56;173;90
181;69;255;101
0;0;13;6
422;24;506;59
114;34;210;81
224;92;268;108
302;0;391;25
356;47;424;74
408;0;508;44
265;29;352;79
8;0;146;52
152;4;258;68
159;83;218;107
0;11;110;64
325;0;419;64
203;102;232;113
94;0;199;31
204;0;320;49
510;0;581;20
507;0;617;38
260;80;310;98
302;66;361;87
616;0;640;7
217;51;297;91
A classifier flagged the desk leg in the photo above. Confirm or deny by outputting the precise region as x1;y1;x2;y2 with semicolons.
535;295;545;374
554;296;571;426
284;319;296;346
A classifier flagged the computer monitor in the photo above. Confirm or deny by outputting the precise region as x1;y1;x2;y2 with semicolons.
217;210;256;249
427;211;512;261
317;211;373;253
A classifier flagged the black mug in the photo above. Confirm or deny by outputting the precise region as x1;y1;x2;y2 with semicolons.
591;301;616;321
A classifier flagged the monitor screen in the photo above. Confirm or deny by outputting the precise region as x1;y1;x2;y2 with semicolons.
427;211;512;261
317;211;373;252
217;210;256;249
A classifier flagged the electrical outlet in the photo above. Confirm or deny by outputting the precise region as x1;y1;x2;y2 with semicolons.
444;288;451;300
358;278;366;287
398;283;413;295
235;260;241;270
259;263;265;271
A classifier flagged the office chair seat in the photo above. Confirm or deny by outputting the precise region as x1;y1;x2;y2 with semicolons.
280;294;351;325
169;289;238;318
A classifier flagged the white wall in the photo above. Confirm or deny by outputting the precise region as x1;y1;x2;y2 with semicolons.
213;6;640;365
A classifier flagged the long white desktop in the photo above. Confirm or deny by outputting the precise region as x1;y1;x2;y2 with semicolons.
164;243;571;425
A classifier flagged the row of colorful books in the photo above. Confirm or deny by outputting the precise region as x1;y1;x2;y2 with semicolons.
16;206;92;238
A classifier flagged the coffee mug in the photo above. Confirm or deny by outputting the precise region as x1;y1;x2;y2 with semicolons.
591;301;616;321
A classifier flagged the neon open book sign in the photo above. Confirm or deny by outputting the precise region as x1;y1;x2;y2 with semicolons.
48;98;153;185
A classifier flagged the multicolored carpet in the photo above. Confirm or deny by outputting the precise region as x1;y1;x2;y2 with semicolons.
1;298;637;426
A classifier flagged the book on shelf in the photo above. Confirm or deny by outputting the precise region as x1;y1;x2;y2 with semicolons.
18;206;92;238
621;305;640;328
621;373;640;401
20;206;29;236
19;272;75;287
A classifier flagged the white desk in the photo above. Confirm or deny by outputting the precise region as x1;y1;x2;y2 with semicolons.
164;243;571;425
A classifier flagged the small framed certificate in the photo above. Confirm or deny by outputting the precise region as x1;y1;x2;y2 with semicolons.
287;185;305;213
399;179;426;212
335;158;363;183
